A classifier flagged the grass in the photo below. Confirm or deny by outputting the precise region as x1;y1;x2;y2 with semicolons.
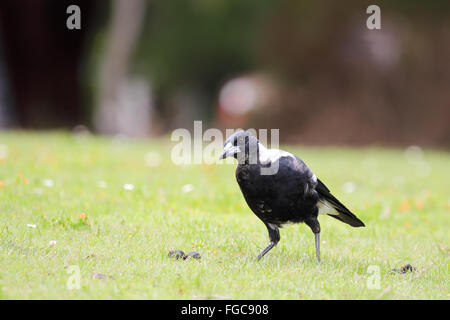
0;131;448;299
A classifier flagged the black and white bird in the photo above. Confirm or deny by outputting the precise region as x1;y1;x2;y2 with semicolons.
219;130;365;263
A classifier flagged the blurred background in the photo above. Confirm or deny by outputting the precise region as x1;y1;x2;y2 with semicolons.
0;0;449;147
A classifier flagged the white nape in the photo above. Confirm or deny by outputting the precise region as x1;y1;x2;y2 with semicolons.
258;143;294;165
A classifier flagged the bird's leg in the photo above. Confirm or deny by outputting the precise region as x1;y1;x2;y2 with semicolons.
306;218;321;264
315;232;320;264
256;242;276;261
256;223;280;261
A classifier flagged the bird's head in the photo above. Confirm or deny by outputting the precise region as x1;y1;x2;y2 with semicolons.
219;130;259;163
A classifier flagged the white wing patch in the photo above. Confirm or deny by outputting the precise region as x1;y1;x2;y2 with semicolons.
318;200;338;215
258;143;295;165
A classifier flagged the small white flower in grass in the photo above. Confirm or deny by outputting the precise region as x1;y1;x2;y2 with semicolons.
391;175;405;187
97;181;108;188
342;181;356;193
404;145;431;177
379;206;391;220
145;151;162;167
0;144;8;159
123;184;135;191
49;240;57;247
43;179;54;187
361;156;378;170
181;184;194;193
404;145;424;163
27;224;37;228
370;175;382;187
415;161;431;177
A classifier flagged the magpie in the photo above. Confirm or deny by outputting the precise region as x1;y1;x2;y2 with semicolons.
219;130;365;263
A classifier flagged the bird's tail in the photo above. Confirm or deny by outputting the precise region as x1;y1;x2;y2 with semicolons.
323;196;365;227
327;206;365;227
318;195;365;227
316;178;365;227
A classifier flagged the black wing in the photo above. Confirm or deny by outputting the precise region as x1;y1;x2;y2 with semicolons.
316;179;365;227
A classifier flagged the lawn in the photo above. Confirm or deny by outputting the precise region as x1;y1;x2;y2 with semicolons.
0;131;448;299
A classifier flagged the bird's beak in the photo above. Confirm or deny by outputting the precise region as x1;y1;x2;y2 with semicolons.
219;142;240;160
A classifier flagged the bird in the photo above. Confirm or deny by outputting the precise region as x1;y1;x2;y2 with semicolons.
219;130;365;263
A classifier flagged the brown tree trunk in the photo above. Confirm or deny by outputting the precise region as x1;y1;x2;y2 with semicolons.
94;0;146;135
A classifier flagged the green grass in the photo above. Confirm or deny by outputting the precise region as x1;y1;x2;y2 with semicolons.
0;131;448;299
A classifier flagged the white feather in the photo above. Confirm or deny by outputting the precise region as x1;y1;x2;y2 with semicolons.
258;143;294;165
318;200;338;215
